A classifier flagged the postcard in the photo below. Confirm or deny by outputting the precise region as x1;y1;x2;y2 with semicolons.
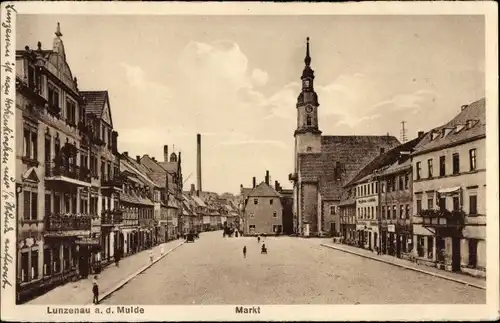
1;1;498;322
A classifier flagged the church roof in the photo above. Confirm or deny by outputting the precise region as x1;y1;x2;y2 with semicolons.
299;135;400;200
413;98;485;156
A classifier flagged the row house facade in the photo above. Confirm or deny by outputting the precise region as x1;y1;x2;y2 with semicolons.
15;24;103;303
411;98;486;277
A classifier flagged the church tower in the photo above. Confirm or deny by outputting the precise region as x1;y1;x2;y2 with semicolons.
294;38;322;165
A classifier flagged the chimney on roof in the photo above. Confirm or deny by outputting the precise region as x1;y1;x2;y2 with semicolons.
252;177;256;188
461;104;468;111
123;151;128;157
275;180;279;191
418;131;424;138
111;131;118;154
265;170;270;185
136;156;141;163
152;157;156;162
197;134;202;193
164;145;168;162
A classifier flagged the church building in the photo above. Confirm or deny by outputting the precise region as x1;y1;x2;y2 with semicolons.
289;38;401;236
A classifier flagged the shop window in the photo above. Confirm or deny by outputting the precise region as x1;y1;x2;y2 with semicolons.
469;195;477;215
32;250;39;280
44;248;51;276
468;239;478;268
452;153;460;174
21;252;29;282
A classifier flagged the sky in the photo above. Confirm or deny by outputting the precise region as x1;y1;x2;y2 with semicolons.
16;15;485;195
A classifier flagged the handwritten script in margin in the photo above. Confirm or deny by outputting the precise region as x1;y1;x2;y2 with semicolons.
1;3;17;293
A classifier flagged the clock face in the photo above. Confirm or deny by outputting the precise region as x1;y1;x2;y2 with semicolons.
305;106;313;113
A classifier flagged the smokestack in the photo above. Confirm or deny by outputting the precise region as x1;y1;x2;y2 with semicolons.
275;180;279;191
136;155;141;163
197;134;202;193
265;170;269;185
418;131;424;138
252;177;256;188
163;145;168;162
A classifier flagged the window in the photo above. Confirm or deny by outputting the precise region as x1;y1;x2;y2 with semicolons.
382;206;386;219
273;211;277;218
404;173;409;190
48;84;60;107
306;115;312;126
269;199;273;205
66;99;76;126
253;198;258;205
427;237;434;260
44;248;51;276
469;195;477;214
439;156;446;177
427;159;433;178
23;190;38;220
249;212;255;218
398;176;404;191
330;206;336;215
381;182;386;193
249;224;256;232
468;239;478;268
23;126;38;161
406;204;410;217
54;137;60;158
273;225;282;233
400;205;404;219
452;153;460;174
427;197;434;210
387;206;391;219
21;252;29;282
439;197;446;211
416;199;422;214
416;162;422;180
469;149;477;171
452;196;460;211
371;183;375;194
392;205;396;219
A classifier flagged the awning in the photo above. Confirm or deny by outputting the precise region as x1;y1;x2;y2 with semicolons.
437;187;461;195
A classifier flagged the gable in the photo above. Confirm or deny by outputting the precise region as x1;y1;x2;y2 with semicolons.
248;182;281;198
101;99;112;127
22;167;40;183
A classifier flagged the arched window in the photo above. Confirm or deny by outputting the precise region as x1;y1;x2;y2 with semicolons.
306;147;312;152
306;115;312;126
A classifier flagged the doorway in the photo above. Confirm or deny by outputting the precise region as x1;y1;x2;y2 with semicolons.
451;237;461;272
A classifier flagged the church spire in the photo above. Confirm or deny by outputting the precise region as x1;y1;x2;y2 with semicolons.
55;22;63;37
304;37;311;67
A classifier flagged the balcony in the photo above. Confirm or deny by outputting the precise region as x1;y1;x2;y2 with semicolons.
101;175;123;190
101;209;123;226
419;209;465;229
44;213;92;237
45;162;91;186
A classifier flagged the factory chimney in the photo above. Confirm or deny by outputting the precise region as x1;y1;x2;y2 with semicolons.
197;134;202;194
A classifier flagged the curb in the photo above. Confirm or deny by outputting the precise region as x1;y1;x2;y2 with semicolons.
320;243;486;290
92;242;185;304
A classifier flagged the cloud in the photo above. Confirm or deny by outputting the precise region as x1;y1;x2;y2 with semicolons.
251;68;269;87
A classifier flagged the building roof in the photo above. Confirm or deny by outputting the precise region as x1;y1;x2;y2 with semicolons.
347;135;423;186
298;135;400;200
247;182;281;198
413;98;486;156
81;91;108;117
159;161;178;173
120;155;159;188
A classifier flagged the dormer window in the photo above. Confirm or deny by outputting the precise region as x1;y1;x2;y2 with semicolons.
456;124;465;133
442;128;453;137
466;120;476;129
431;131;439;140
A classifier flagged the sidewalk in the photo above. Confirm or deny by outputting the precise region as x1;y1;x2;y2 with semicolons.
27;239;184;305
321;243;486;290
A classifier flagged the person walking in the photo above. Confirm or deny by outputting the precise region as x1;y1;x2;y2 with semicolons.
243;246;247;258
257;236;261;243
160;244;165;256
92;275;99;304
149;248;154;264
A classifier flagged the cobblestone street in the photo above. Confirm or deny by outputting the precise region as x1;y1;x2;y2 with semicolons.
102;231;485;305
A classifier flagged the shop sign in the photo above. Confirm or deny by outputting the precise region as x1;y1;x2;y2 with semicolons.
356;224;365;230
357;197;377;204
388;224;395;233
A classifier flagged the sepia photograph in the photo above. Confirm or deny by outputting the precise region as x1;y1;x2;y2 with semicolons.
1;1;498;322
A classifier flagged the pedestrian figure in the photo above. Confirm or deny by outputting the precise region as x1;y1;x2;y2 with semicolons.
149;248;154;263
257;236;261;243
243;246;247;258
261;244;267;254
160;245;165;256
92;275;99;304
